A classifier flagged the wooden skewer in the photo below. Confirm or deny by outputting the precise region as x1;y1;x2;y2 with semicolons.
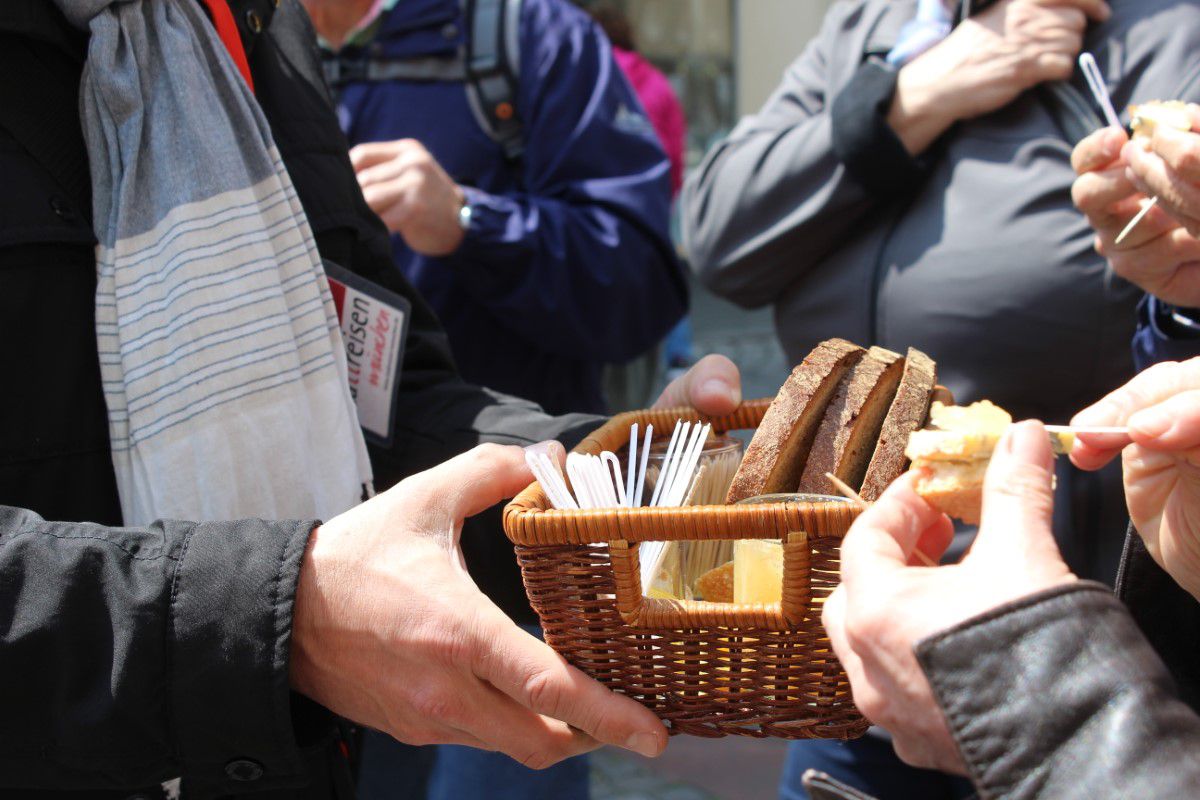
1043;425;1129;435
825;472;939;568
1115;196;1158;246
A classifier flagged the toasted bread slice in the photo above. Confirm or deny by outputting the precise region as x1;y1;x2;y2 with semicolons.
798;346;905;495
860;348;937;501
913;460;986;525
727;339;866;503
694;560;734;603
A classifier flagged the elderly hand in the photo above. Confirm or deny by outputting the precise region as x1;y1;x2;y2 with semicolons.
1072;358;1200;600
652;353;743;417
1072;125;1200;306
889;0;1110;155
350;139;467;256
1126;104;1200;238
289;444;667;766
824;422;1076;773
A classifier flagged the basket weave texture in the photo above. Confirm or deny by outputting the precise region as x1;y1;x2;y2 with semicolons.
503;400;869;740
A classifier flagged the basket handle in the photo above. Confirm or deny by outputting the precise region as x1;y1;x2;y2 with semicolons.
609;531;811;629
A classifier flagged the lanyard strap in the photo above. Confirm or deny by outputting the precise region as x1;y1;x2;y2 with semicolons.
198;0;255;93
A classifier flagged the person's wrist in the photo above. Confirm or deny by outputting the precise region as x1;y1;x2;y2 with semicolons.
888;58;962;155
288;525;326;702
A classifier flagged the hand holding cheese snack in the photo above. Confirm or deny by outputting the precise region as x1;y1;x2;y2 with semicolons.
825;422;1076;773
1124;101;1200;242
1071;103;1200;304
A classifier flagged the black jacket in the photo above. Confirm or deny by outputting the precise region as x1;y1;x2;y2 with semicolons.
0;1;597;796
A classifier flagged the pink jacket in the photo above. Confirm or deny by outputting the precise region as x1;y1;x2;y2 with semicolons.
613;47;687;197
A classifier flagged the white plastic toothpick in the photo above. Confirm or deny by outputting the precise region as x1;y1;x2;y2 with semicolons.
634;424;652;506
1079;53;1159;246
650;420;687;507
1079;53;1122;129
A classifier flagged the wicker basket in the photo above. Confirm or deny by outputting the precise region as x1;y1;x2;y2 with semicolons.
503;400;869;740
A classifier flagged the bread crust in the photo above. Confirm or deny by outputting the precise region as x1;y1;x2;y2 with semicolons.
694;560;734;603
727;339;865;503
798;346;904;495
860;348;937;501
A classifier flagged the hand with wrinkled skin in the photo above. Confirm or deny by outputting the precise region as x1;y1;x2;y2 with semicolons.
1126;104;1200;241
825;422;1076;773
1071;126;1200;305
889;0;1111;155
351;139;467;257
289;444;668;766
1073;358;1200;601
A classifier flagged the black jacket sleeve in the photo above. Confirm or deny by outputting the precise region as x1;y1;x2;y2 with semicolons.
917;582;1200;799
0;505;322;793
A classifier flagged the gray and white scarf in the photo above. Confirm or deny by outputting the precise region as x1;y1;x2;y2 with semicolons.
59;0;372;524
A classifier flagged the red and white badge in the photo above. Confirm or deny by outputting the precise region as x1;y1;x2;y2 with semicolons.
324;262;410;448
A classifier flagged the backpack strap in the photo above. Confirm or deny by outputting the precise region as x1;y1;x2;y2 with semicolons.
318;0;524;163
322;54;467;87
463;0;524;162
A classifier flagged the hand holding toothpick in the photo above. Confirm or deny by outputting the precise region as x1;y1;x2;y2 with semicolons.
1071;72;1200;304
1076;53;1158;247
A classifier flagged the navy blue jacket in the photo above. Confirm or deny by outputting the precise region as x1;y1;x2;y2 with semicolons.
333;0;686;415
1134;296;1200;369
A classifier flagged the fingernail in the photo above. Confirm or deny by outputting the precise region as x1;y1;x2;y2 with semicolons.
1130;407;1173;438
625;731;662;758
700;378;739;406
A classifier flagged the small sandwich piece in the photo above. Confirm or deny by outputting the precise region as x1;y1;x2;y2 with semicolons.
798;347;906;495
906;400;1012;525
694;560;734;603
859;348;937;501
727;339;866;503
1130;100;1193;140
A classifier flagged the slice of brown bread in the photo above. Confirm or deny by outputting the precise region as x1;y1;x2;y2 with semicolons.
797;346;905;495
859;347;937;501
726;339;865;503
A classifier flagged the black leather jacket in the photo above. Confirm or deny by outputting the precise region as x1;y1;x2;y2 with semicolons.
0;1;596;797
807;532;1200;800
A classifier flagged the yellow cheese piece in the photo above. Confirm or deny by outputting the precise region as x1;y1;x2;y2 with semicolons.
1130;101;1192;140
928;399;1011;434
906;400;1013;462
733;539;783;604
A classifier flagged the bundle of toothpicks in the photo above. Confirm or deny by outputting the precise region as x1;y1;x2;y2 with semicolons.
524;420;741;600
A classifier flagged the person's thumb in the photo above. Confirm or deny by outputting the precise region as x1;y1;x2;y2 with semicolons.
967;421;1066;581
407;443;535;521
653;354;741;416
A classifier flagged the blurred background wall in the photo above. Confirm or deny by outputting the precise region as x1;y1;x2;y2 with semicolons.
577;0;836;164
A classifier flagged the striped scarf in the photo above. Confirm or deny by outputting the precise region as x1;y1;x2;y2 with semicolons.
59;0;372;525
